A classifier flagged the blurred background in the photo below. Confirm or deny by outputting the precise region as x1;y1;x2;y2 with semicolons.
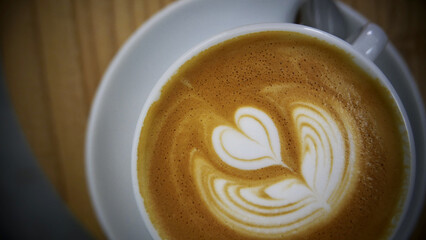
0;0;425;239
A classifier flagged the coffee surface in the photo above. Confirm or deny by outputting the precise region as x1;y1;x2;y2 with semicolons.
137;32;409;239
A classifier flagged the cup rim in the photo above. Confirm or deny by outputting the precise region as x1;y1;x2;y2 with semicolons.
131;22;416;240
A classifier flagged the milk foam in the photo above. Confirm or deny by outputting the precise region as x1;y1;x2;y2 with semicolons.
139;31;408;239
212;107;286;170
194;104;355;236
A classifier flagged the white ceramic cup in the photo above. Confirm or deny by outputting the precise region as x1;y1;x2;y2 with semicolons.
131;23;415;240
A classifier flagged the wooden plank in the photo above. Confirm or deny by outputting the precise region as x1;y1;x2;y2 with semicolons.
72;0;101;104
403;0;426;104
145;0;163;18
132;0;149;28
33;0;103;238
113;0;136;47
0;0;65;198
89;0;118;75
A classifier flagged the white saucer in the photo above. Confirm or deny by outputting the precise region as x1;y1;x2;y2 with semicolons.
86;0;426;239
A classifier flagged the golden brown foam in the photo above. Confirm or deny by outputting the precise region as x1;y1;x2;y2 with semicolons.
137;31;408;239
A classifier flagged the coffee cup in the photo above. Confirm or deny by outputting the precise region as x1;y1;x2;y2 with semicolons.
132;23;415;240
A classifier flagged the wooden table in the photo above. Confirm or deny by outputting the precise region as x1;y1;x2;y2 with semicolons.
1;0;425;239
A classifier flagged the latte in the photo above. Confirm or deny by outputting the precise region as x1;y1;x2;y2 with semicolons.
136;31;410;239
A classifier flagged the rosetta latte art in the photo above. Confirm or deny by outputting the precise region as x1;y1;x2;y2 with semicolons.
192;103;356;237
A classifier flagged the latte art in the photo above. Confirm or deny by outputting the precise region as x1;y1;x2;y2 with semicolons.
137;31;409;240
193;103;356;236
212;107;285;170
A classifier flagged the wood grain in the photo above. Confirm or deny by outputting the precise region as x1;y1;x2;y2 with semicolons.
33;0;96;236
0;0;424;239
0;0;65;198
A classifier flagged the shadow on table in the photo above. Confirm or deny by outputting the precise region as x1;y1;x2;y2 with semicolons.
0;63;92;239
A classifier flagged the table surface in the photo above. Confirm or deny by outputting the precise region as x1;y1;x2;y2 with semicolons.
1;0;425;239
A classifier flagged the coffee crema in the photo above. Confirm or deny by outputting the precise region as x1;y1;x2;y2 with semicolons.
137;32;409;239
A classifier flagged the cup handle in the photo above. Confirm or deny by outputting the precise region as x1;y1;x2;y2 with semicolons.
351;23;388;61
